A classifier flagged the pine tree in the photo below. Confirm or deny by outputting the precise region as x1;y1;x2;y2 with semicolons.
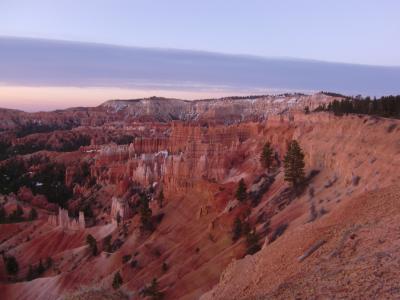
284;140;305;186
116;212;121;226
139;194;153;231
162;261;168;272
260;142;274;170
112;271;123;289
242;220;251;236
29;208;38;221
26;264;34;281
86;234;98;256
246;228;261;255
236;179;247;202
141;278;164;299
4;255;19;275
103;234;112;253
37;259;45;275
232;217;243;242
46;257;53;269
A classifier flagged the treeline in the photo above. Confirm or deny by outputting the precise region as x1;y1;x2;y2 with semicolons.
15;121;77;138
0;158;72;207
315;95;400;119
0;140;11;160
0;134;91;160
0;205;38;224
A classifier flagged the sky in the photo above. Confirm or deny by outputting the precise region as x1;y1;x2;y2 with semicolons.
0;0;399;111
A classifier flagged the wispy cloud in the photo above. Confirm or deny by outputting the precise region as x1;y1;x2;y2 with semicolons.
0;36;399;102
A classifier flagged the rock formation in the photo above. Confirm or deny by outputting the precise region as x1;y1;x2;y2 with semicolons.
48;207;85;230
110;197;132;224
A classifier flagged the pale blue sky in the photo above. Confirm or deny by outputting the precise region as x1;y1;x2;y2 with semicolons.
0;0;399;66
0;1;399;111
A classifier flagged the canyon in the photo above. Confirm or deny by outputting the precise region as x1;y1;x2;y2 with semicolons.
1;92;400;299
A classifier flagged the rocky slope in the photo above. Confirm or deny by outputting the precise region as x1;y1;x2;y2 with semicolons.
198;113;400;299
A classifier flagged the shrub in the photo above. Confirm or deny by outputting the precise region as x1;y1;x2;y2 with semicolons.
130;259;138;268
236;179;247;202
29;208;38;221
26;264;35;281
36;259;45;275
140;278;164;300
46;257;53;269
246;229;261;255
162;262;168;272
232;217;242;242
4;255;19;275
103;234;112;253
308;186;315;198
139;194;153;232
242;220;251;236
112;271;123;290
320;207;328;216
122;255;132;264
116;212;121;226
86;234;98;256
270;223;288;243
352;175;361;186
308;203;318;222
111;238;124;252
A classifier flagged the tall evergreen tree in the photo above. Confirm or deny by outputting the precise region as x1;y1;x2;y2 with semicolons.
26;264;34;281
116;212;121;226
4;255;19;275
86;234;98;256
141;278;164;299
112;271;123;289
236;179;247;202
36;259;45;275
232;217;243;242
284;140;305;186
246;228;261;255
139;194;153;231
103;234;112;253
260;142;274;170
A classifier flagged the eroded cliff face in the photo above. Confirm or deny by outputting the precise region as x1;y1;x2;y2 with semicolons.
2;94;399;300
92;120;285;196
200;114;400;300
0;93;337;132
